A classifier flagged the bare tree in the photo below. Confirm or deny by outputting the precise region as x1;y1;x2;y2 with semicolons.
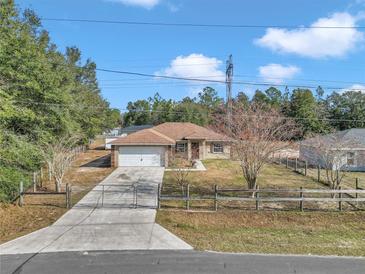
302;134;353;190
213;103;299;190
169;154;191;196
40;135;80;192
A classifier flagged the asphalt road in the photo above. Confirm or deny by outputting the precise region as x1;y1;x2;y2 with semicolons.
1;250;364;274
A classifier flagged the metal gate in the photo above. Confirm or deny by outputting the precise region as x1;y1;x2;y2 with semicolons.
98;183;158;209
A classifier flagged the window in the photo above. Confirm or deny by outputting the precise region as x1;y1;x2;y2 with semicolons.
213;143;223;153
347;152;355;166
176;143;187;153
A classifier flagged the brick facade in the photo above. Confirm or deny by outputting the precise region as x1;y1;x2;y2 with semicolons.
111;145;118;167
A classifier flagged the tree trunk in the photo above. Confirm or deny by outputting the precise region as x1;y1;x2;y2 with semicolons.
55;180;61;192
180;184;185;196
247;179;257;197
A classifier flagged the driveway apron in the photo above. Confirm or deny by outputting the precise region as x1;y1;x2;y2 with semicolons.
0;167;192;255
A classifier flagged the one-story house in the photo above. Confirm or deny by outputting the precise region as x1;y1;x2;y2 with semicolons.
110;122;231;167
104;125;153;149
299;128;365;171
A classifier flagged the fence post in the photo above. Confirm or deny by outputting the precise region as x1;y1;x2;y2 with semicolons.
157;183;161;209
134;185;138;209
317;165;320;182
286;156;289;168
214;185;218;211
355;178;359;199
65;183;69;208
295;158;298;172
33;172;37;192
304;161;308;176
338;187;342;211
68;185;72;208
19;181;24;207
299;186;303;212
255;185;259;210
186;184;190;210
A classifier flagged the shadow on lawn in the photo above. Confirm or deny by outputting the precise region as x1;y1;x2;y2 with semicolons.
81;155;111;168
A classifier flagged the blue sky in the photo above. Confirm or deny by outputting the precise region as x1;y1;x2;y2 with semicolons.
16;0;365;110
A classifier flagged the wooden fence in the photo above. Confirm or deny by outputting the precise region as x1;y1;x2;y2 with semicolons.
28;144;87;193
158;184;365;212
18;181;73;208
273;156;364;189
274;156;308;176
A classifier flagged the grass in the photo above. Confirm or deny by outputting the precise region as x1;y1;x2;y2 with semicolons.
159;159;365;256
156;210;365;256
163;159;323;192
305;168;365;189
0;139;114;244
279;158;365;190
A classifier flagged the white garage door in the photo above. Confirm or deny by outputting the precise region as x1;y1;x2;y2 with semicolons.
118;146;165;167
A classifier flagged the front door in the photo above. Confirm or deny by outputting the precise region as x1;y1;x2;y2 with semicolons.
191;142;200;160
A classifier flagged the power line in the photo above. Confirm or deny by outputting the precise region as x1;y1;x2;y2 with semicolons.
41;18;365;29
98;76;365;86
10;99;365;123
95;68;365;91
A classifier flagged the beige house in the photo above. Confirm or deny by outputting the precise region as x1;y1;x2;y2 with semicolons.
110;122;231;167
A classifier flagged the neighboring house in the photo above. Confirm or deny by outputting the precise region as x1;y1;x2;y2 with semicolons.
300;128;365;171
104;125;153;149
110;122;231;167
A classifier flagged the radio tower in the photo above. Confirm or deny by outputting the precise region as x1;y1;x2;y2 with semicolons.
226;54;233;126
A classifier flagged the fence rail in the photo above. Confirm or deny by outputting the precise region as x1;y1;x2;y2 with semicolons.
18;181;72;208
273;156;364;190
158;184;365;212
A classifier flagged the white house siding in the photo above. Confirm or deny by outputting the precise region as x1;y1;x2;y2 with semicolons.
105;137;119;150
105;134;127;150
300;145;365;172
349;150;365;171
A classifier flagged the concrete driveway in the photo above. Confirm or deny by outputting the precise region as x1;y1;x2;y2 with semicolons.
0;167;192;255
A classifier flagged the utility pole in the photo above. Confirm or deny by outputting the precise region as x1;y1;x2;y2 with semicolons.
226;54;233;126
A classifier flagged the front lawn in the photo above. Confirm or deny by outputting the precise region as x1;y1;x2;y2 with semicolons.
156;210;365;256
159;159;365;256
163;159;322;190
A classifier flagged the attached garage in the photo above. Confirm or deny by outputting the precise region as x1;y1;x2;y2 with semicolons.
118;146;166;167
110;128;175;168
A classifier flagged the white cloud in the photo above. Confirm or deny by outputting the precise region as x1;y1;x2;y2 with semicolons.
166;1;180;12
255;12;364;58
258;64;300;84
156;53;225;81
110;0;160;9
188;87;203;98
343;84;365;93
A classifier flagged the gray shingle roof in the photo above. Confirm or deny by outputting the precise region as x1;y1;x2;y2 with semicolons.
302;128;365;147
120;125;153;134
